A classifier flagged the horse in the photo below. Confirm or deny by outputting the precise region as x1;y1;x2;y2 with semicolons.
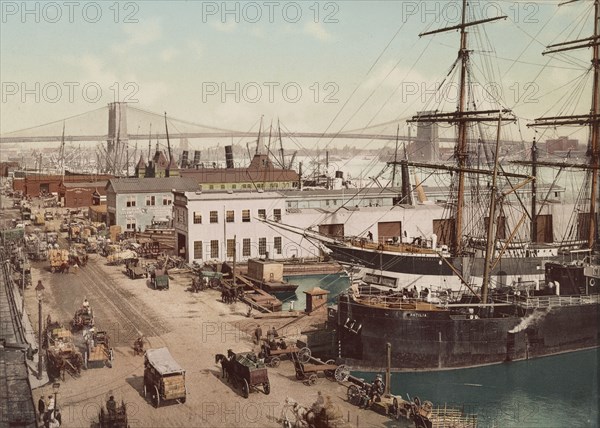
215;354;232;381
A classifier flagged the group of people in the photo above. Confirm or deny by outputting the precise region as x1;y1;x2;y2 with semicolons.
38;395;61;428
357;374;386;408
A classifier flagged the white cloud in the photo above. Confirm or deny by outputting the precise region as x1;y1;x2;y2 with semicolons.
210;20;237;33
112;18;163;56
160;47;179;62
303;22;332;41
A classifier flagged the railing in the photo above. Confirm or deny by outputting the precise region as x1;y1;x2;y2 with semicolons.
517;294;600;309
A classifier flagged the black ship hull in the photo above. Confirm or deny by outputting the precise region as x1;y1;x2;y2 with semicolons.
336;293;599;370
325;241;555;285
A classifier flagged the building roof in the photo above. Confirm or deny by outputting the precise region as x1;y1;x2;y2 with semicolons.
304;287;329;295
88;204;107;213
61;180;108;189
181;190;283;202
107;177;199;193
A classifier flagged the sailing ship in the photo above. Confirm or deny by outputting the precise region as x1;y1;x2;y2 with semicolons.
269;0;600;370
336;0;599;370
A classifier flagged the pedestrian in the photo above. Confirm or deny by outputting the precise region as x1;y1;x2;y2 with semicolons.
37;396;45;423
46;395;54;413
254;325;262;344
54;408;62;426
106;395;117;416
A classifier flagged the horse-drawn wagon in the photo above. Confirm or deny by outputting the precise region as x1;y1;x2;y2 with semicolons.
191;270;223;292
150;268;169;290
84;329;114;369
45;317;83;380
125;259;146;279
97;398;128;428
71;307;94;331
291;351;349;385
143;347;186;407
216;350;271;398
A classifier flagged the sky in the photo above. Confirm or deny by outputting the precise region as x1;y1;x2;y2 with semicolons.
0;0;597;153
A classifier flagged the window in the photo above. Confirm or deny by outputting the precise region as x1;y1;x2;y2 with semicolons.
242;210;250;223
258;209;266;220
258;237;267;255
163;196;172;205
274;237;282;255
193;212;202;224
232;184;237;189
209;185;214;190
210;240;219;258
126;222;136;231
221;184;226;189
146;196;155;206
226;210;235;223
227;239;235;258
193;241;202;259
210;211;218;223
126;196;136;207
243;238;251;257
273;209;281;222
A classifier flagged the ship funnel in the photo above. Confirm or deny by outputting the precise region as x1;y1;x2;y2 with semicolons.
193;150;201;166
225;145;234;169
181;150;189;168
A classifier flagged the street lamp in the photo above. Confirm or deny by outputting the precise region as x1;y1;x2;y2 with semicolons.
35;280;45;380
52;382;60;410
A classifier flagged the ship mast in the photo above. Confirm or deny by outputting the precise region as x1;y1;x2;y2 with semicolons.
407;0;508;255
531;138;538;242
528;0;600;249
481;115;502;304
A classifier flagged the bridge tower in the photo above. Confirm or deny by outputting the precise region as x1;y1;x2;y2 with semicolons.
106;102;129;174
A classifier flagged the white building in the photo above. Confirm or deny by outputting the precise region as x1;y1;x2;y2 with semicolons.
173;187;575;264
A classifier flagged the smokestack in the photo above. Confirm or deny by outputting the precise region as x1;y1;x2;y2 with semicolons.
225;145;234;169
193;150;201;166
181;151;189;168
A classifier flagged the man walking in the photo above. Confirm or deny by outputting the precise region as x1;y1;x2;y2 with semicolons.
37;396;45;423
253;325;262;345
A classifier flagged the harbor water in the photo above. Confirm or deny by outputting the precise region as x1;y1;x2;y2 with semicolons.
355;348;598;428
278;272;350;311
287;274;598;427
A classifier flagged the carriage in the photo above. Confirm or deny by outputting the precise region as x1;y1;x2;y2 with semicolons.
150;268;169;290
291;351;349;386
125;259;146;279
45;320;83;380
97;400;128;428
191;271;223;292
84;330;114;369
143;348;186;407
71;307;94;331
217;351;271;398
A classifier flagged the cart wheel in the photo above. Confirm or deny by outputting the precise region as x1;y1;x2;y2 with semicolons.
295;371;305;380
269;357;280;368
242;379;249;399
298;347;311;363
264;381;271;395
324;359;336;378
83;351;88;369
347;385;360;405
153;386;160;408
308;374;318;385
334;365;350;382
143;383;147;398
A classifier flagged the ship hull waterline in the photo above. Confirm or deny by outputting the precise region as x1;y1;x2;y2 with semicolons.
336;294;600;371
